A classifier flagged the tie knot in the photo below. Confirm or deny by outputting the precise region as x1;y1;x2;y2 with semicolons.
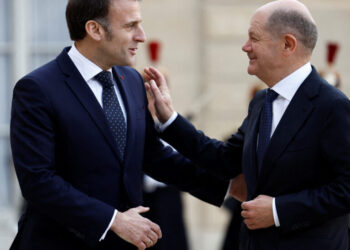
95;71;114;88
266;89;278;103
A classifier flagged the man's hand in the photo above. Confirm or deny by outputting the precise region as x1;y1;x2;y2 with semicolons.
241;195;274;230
144;67;174;123
229;173;247;202
110;206;162;250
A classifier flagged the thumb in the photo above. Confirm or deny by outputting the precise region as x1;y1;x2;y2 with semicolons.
134;206;150;214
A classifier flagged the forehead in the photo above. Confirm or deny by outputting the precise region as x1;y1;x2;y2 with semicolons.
248;11;268;35
109;0;142;21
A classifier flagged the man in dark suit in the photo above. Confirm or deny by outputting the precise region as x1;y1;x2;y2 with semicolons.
10;0;229;249
145;0;350;249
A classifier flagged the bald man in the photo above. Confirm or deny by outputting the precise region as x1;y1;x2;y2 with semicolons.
145;0;350;249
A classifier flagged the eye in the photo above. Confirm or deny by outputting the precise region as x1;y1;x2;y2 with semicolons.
125;22;137;30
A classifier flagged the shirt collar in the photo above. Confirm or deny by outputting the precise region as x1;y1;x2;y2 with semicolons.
67;43;112;82
271;62;312;101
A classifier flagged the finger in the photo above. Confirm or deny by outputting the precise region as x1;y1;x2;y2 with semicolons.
148;66;164;81
241;201;249;210
241;210;250;219
142;235;154;248
144;67;157;81
137;241;147;250
243;219;255;230
134;206;150;214
149;221;162;239
147;230;159;245
150;80;163;101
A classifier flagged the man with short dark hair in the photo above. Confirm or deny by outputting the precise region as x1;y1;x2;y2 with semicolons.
146;0;350;249
10;0;229;249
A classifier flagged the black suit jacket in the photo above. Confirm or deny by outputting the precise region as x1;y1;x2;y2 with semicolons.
161;68;350;250
10;47;228;250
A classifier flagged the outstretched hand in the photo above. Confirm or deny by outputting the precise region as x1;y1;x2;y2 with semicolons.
144;67;174;123
111;206;162;249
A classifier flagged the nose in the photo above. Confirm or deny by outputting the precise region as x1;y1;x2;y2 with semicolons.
242;40;251;52
135;25;146;43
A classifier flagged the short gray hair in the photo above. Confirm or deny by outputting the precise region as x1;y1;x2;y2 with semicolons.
266;9;318;52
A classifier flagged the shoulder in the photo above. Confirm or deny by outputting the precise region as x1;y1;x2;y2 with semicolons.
17;58;61;88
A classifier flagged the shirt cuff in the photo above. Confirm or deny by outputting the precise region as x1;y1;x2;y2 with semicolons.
157;112;178;132
99;209;118;241
272;198;280;227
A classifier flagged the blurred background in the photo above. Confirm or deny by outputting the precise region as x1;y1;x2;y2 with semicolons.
0;0;349;249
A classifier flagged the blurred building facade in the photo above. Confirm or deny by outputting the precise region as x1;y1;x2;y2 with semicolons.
1;0;349;249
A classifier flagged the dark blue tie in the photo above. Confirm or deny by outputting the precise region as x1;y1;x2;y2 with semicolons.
257;89;278;173
95;71;127;159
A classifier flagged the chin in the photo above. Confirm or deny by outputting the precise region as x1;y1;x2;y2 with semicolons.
247;67;256;76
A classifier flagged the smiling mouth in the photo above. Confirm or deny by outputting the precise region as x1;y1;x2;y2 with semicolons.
129;48;137;55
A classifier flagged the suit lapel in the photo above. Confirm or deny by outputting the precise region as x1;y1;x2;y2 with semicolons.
257;69;320;186
244;95;264;196
56;48;123;164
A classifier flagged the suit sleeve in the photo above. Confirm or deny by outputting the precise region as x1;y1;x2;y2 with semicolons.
11;78;114;247
276;97;350;233
134;71;229;206
158;114;245;181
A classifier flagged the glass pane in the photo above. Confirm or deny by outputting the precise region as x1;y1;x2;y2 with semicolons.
29;53;58;72
0;55;11;207
0;0;10;42
0;56;11;123
0;139;10;207
30;0;71;44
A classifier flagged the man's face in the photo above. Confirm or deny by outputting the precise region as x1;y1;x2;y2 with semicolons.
98;0;146;68
242;11;282;84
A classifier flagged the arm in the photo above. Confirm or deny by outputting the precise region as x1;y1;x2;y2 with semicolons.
142;88;230;206
144;67;244;180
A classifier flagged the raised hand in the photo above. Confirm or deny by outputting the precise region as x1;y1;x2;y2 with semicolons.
144;66;174;123
111;206;162;249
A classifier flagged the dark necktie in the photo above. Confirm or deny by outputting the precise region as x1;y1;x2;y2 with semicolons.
95;71;126;159
257;89;278;173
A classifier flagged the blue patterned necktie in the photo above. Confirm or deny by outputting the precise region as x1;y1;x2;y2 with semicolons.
95;71;126;159
257;89;278;173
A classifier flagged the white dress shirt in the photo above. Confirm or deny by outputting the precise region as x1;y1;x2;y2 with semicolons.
161;62;312;227
268;62;312;226
67;43;126;241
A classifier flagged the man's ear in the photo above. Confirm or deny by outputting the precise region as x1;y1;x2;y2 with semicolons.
85;20;104;41
282;34;297;56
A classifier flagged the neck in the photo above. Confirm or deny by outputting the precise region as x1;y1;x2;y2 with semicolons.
75;40;111;70
265;58;310;87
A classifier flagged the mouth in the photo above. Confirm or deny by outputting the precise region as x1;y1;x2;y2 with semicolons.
129;48;138;55
248;56;257;63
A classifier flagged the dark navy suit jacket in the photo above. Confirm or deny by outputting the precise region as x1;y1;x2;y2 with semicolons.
161;68;350;250
10;48;228;250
